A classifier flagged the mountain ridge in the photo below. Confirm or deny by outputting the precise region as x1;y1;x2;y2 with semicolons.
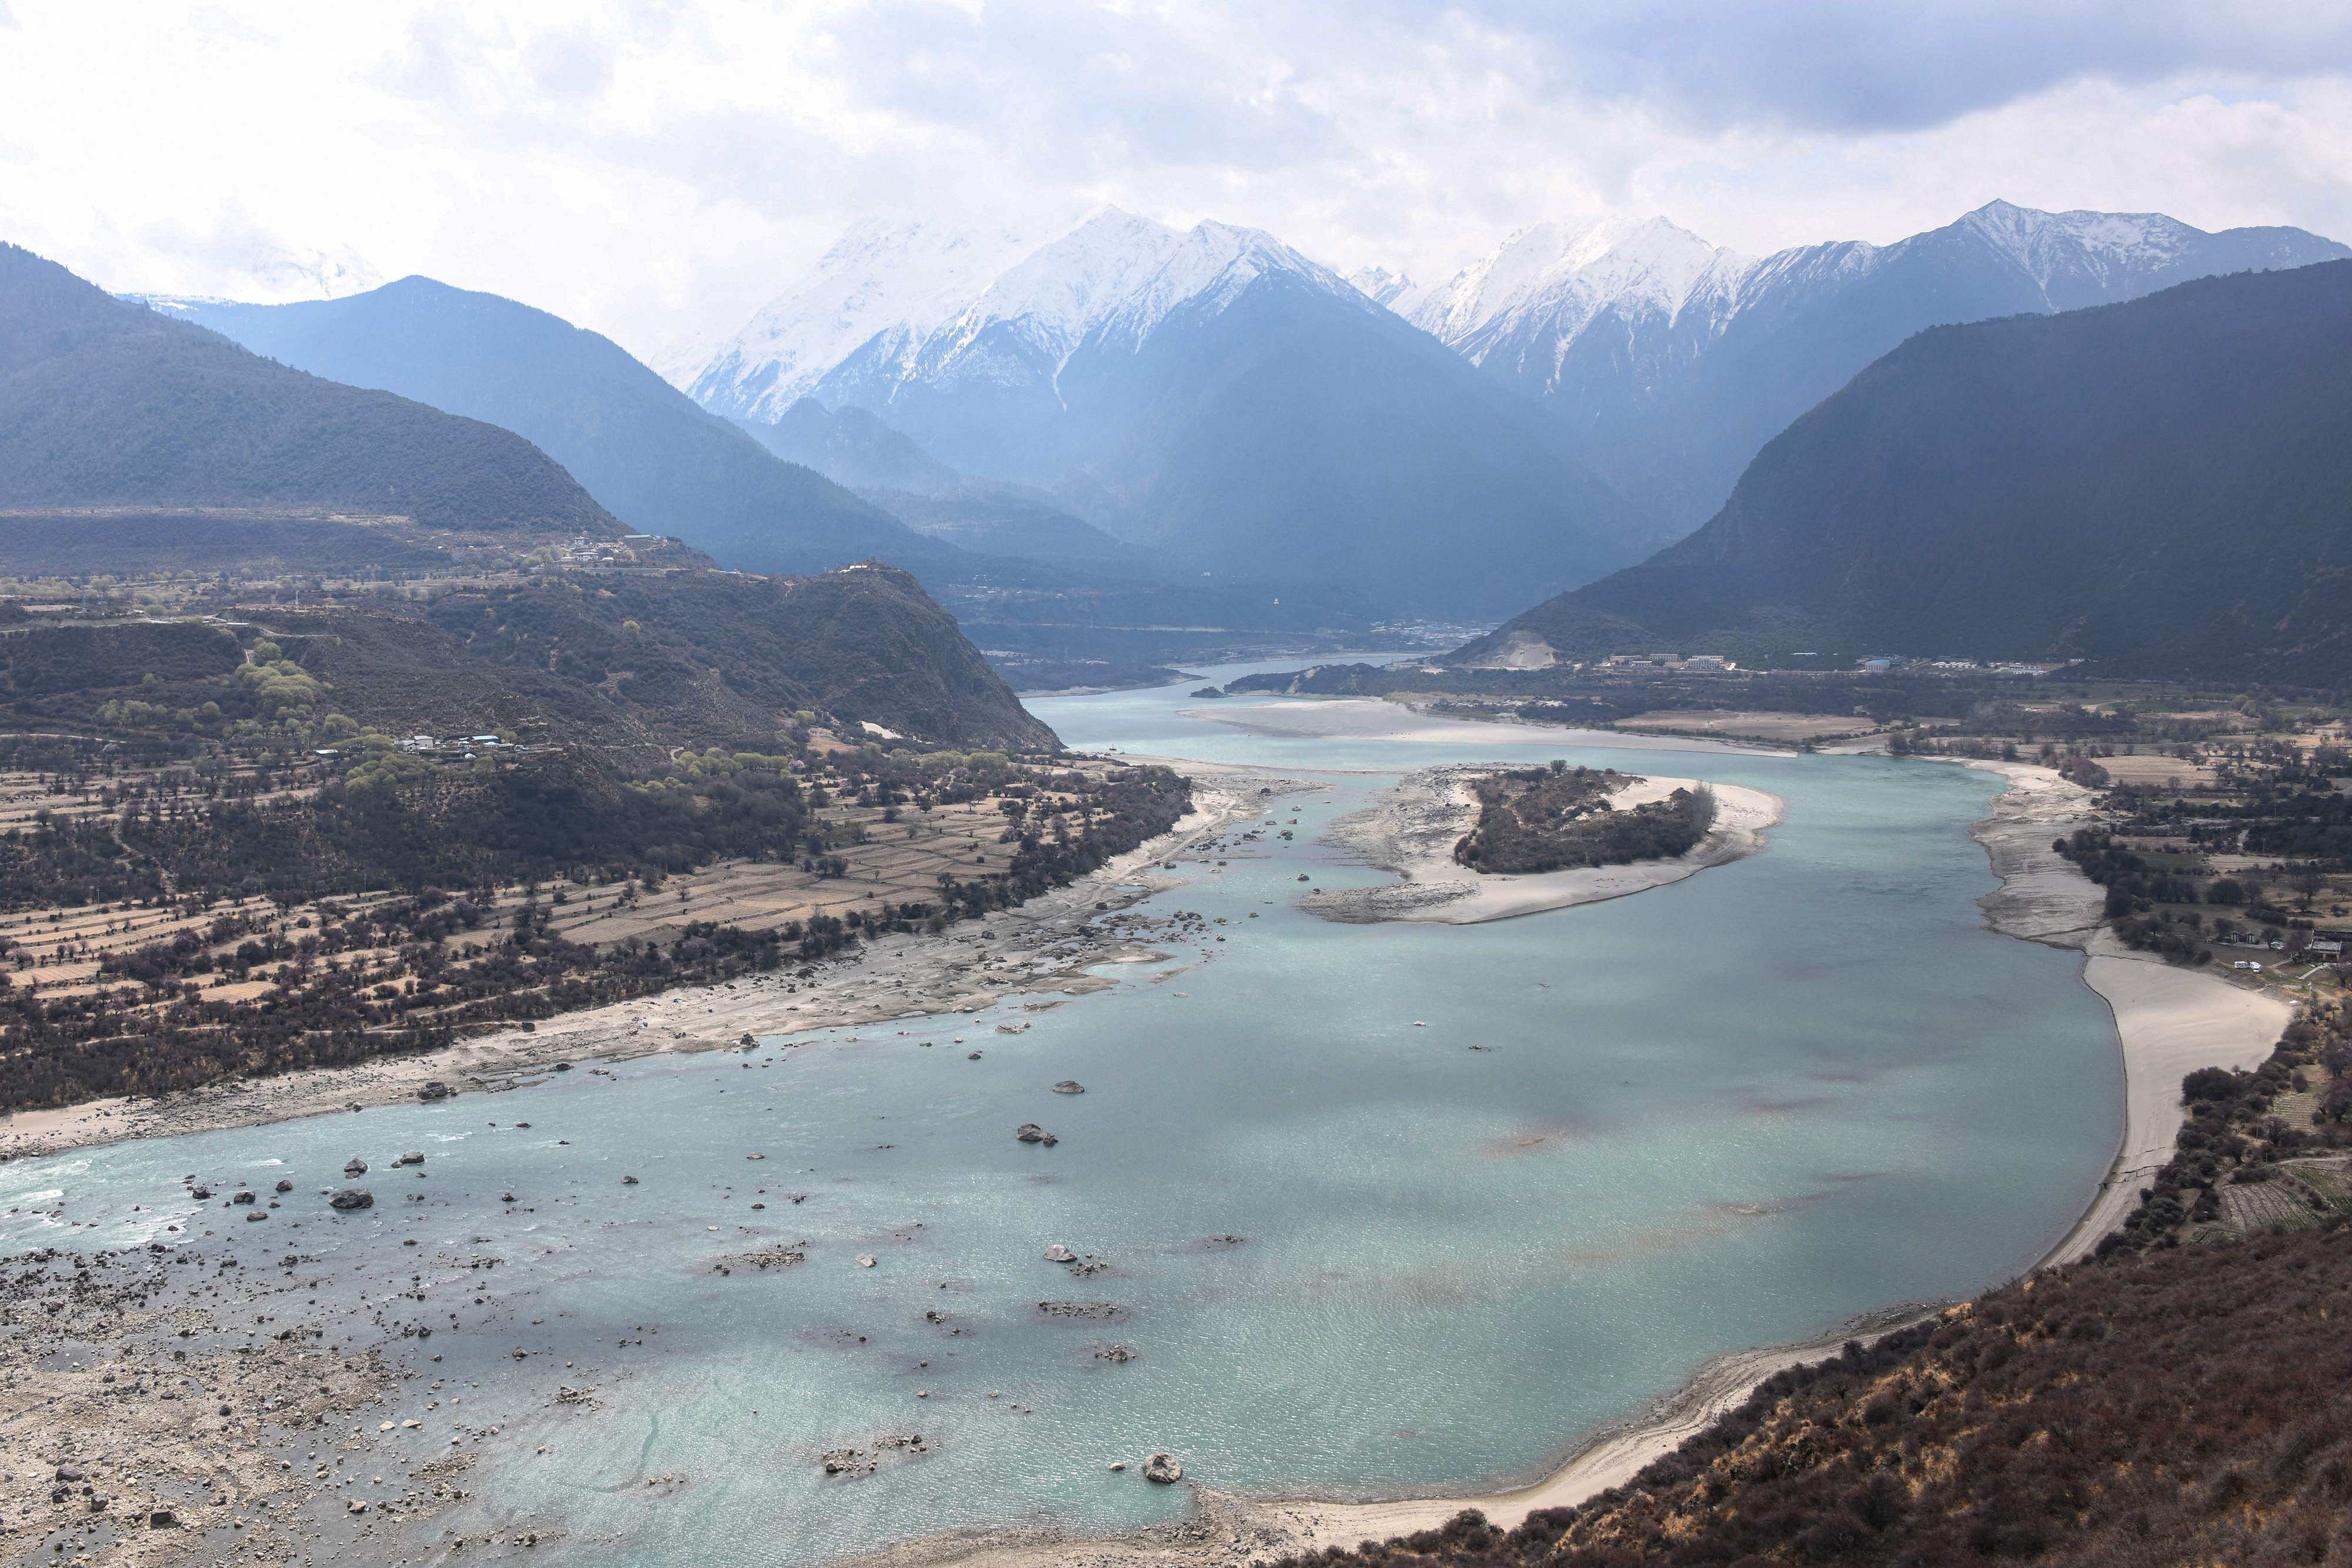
1456;259;2352;681
673;211;1650;614
161;276;970;579
1398;199;2350;533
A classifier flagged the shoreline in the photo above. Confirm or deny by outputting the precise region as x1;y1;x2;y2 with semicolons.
0;760;1319;1165
2;724;2297;1568
843;750;2298;1568
1952;757;2294;1269
1301;764;1784;925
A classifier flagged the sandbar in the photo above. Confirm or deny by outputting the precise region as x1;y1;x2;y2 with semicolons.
1302;764;1783;925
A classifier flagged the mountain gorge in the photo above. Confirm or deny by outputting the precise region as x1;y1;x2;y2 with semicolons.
1458;260;2352;681
1399;200;2349;533
671;210;1649;616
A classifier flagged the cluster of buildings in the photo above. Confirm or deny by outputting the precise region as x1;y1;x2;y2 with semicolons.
1596;653;1738;673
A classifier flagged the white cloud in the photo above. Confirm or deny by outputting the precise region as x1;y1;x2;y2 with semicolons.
1;0;2348;360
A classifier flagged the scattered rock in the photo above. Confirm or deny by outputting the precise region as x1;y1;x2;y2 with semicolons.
148;1508;178;1528
343;1158;368;1176
623;1175;640;1185
231;1190;255;1205
1143;1452;1183;1484
328;1188;373;1211
1043;1244;1077;1263
1093;1343;1138;1363
273;1179;292;1193
417;1081;452;1101
857;1255;877;1268
393;1151;425;1167
1052;1080;1086;1095
1037;1300;1126;1320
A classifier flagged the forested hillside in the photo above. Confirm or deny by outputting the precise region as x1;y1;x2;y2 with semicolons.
1461;260;2352;680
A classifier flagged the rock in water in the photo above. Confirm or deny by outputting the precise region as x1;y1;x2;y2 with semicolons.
1142;1452;1183;1484
1052;1080;1086;1095
1043;1244;1077;1263
329;1189;373;1211
393;1151;425;1167
1014;1124;1058;1146
343;1158;368;1176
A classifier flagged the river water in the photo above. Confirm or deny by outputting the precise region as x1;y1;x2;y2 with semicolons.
0;662;2119;1564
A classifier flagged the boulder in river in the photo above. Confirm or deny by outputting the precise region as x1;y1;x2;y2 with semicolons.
1142;1452;1183;1484
328;1189;373;1211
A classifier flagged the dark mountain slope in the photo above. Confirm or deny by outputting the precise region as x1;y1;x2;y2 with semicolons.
0;245;616;538
167;279;972;577
1451;202;2350;536
1461;260;2352;680
1050;272;1649;617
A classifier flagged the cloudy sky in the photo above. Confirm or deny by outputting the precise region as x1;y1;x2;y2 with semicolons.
4;1;2350;359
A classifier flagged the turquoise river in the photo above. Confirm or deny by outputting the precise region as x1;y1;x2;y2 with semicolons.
0;660;2121;1564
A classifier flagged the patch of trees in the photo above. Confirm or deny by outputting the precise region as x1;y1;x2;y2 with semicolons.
1284;1221;2352;1568
1454;764;1714;874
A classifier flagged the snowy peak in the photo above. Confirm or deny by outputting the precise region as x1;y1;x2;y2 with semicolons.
679;214;1047;409
950;206;1185;360
682;209;1362;421
1408;215;1741;350
1946;199;2199;297
1348;265;1414;307
1096;219;1360;346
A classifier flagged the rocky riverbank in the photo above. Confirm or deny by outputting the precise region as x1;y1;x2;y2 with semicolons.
0;763;1317;1165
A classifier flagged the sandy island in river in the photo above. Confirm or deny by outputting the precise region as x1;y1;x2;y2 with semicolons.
1301;765;1784;925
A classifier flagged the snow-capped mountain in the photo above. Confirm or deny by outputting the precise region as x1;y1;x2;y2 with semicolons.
682;208;1370;436
672;208;1648;614
673;215;1048;419
1345;265;1414;308
1398;199;2350;532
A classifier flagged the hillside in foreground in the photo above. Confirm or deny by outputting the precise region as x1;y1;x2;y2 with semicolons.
1458;260;2352;682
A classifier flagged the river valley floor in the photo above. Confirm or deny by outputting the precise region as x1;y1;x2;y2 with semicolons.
0;700;2298;1568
